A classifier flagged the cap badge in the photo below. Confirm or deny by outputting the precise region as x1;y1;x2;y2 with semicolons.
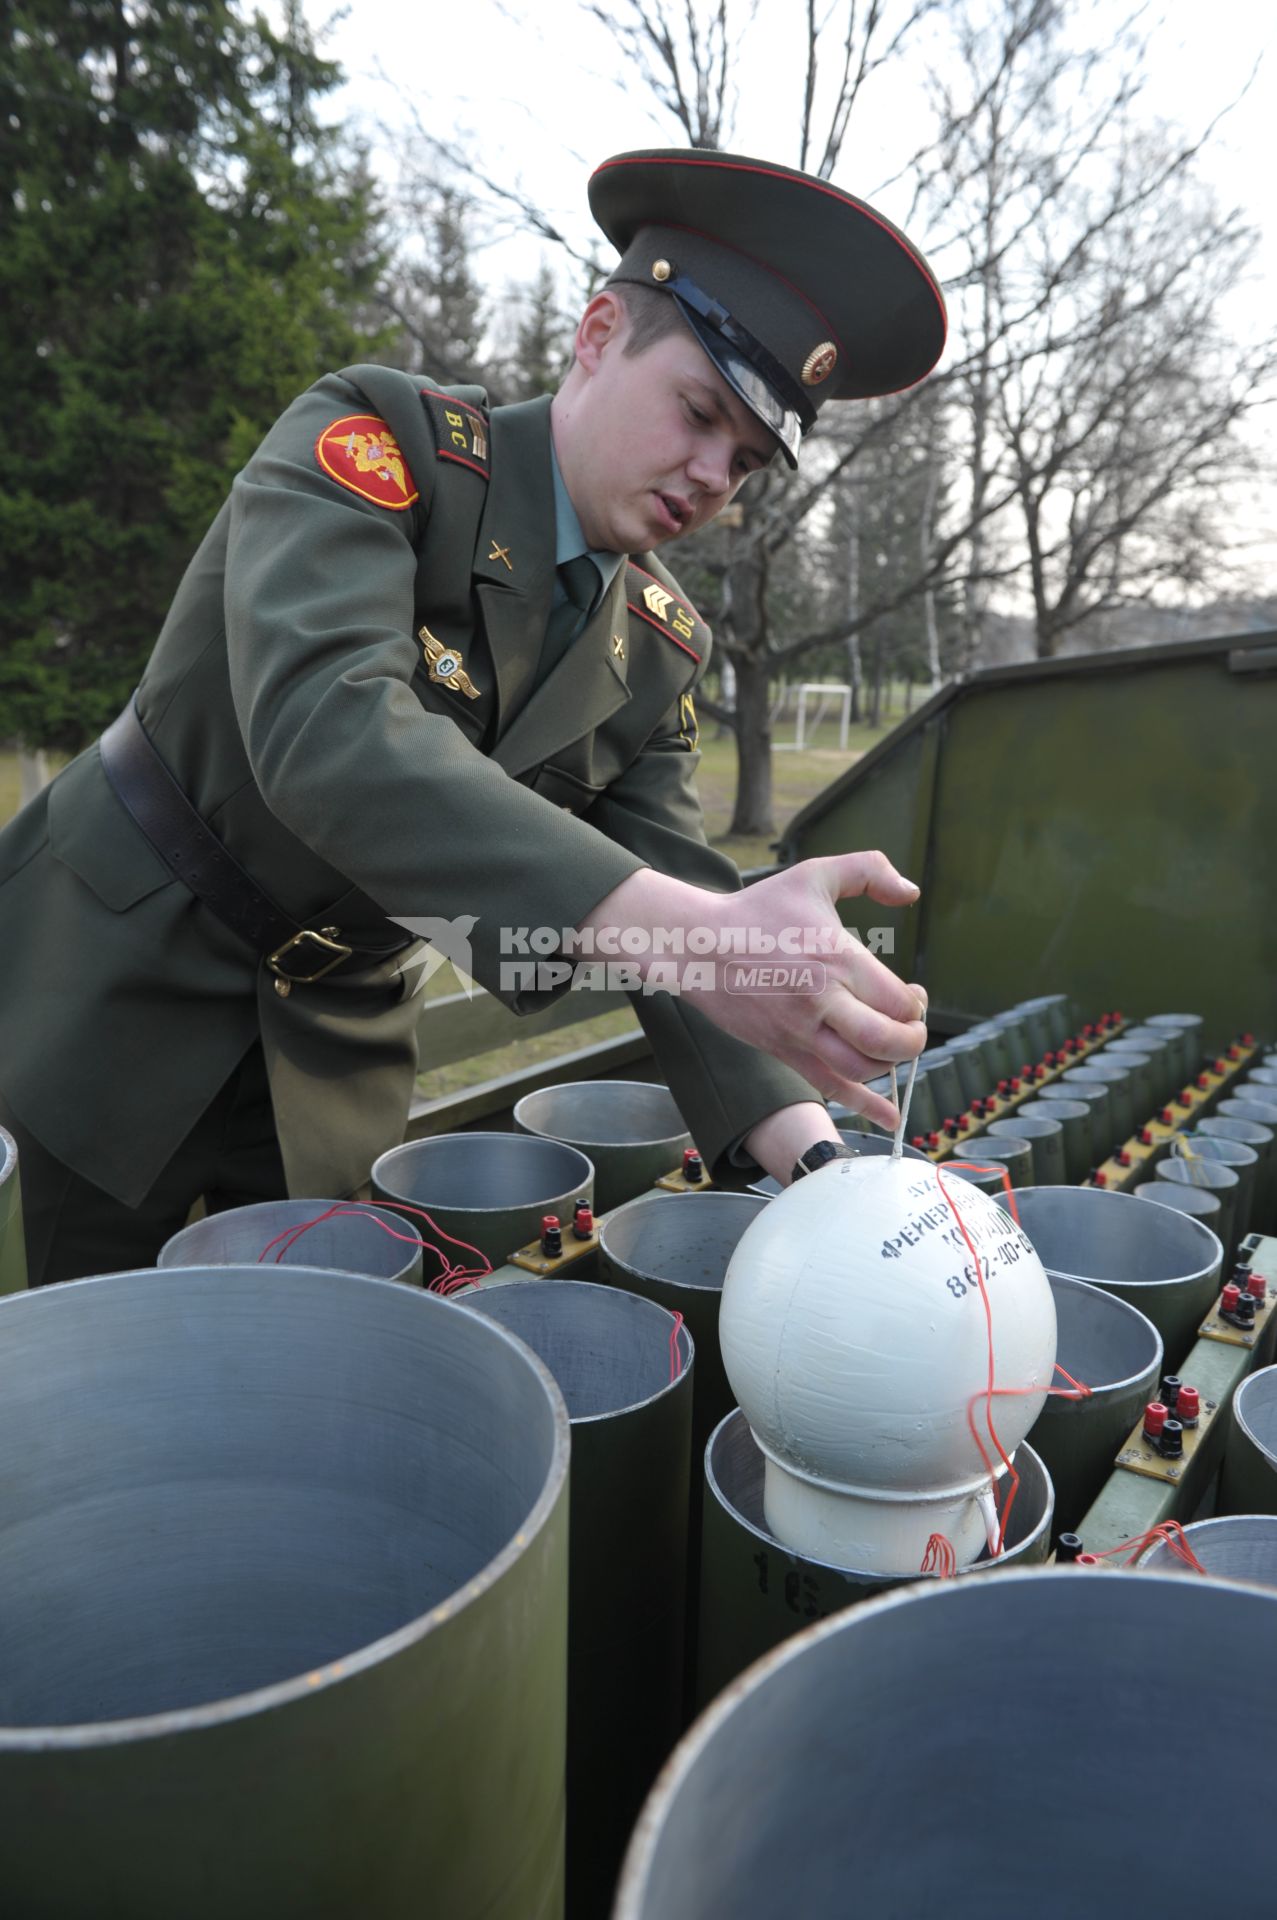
801;342;838;387
419;626;481;700
651;258;673;283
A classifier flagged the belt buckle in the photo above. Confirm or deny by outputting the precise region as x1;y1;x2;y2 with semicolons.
267;925;353;991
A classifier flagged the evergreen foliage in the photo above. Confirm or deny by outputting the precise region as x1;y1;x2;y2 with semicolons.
386;184;490;385
2;0;389;748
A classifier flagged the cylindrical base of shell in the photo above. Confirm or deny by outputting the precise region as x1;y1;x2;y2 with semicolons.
759;1446;1002;1574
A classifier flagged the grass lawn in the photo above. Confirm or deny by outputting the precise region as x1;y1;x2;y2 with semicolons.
1;687;915;1102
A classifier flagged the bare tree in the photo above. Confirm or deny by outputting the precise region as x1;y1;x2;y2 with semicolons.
378;178;492;383
377;0;1276;831
924;0;1275;657
575;0;945;836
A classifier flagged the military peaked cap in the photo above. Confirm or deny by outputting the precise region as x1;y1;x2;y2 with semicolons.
590;148;947;466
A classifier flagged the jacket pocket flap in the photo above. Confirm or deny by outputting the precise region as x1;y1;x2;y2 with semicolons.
47;748;175;911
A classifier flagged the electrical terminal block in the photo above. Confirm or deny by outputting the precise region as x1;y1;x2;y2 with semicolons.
655;1148;713;1193
1199;1267;1275;1349
1116;1382;1219;1484
1088;1034;1261;1190
926;1013;1126;1162
509;1209;599;1274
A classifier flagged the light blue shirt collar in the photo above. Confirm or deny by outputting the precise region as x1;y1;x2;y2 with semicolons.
550;443;624;599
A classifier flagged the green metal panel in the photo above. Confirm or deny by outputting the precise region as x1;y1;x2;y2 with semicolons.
780;713;941;980
781;634;1277;1044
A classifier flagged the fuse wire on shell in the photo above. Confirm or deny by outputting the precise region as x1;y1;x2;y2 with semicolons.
887;1054;1098;1576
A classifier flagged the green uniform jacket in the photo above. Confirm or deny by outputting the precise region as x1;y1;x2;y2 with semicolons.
0;365;814;1206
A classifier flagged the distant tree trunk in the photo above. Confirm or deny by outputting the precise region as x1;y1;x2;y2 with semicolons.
722;533;775;838
921;445;943;688
868;632;886;728
844;494;863;721
727;653;775;837
18;748;51;807
715;655;737;738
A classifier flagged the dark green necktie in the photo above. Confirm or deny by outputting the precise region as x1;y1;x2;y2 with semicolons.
539;554;600;677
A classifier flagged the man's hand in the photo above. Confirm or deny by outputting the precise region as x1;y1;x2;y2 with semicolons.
577;851;927;1129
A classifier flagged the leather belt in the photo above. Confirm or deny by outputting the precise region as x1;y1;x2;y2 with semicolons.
99;698;413;990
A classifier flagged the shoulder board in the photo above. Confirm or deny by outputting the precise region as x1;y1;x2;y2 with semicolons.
625;561;708;663
420;386;491;481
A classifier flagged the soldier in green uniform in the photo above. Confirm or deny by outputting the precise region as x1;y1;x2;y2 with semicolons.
0;148;945;1286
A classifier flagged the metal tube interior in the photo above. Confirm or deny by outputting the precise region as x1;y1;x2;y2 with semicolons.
462;1279;692;1418
614;1569;1277;1917
1230;1365;1277;1471
1047;1273;1162;1389
159;1199;423;1285
1133;1181;1221;1221
0;1268;565;1730
372;1131;593;1211
513;1081;689;1148
599;1192;770;1292
1139;1515;1277;1585
1012;1185;1221;1286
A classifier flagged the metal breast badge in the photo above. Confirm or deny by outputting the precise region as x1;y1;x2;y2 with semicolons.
419;626;481;699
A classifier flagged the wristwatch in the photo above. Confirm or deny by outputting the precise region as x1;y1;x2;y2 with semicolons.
790;1140;860;1182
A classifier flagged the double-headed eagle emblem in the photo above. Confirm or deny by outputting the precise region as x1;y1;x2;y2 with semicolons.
345;428;409;494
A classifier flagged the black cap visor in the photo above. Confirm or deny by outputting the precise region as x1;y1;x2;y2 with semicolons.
670;274;808;467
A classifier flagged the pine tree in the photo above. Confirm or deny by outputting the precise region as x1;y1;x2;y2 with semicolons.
507;260;572;400
388;185;489;386
1;0;389;750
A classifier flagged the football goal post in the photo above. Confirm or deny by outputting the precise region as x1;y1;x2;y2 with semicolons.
774;681;852;751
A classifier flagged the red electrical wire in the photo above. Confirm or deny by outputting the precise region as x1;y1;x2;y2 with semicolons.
256;1202;491;1293
921;1532;958;1577
1080;1520;1209;1574
932;1165;1091;1558
934;1163;1021;1553
668;1310;685;1383
941;1161;1022;1226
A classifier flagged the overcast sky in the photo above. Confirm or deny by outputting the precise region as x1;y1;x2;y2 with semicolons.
309;0;1273;301
296;0;1275;582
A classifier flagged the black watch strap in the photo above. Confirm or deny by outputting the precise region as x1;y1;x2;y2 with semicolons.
791;1139;858;1181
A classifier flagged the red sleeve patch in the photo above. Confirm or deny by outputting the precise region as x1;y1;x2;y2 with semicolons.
314;414;419;511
